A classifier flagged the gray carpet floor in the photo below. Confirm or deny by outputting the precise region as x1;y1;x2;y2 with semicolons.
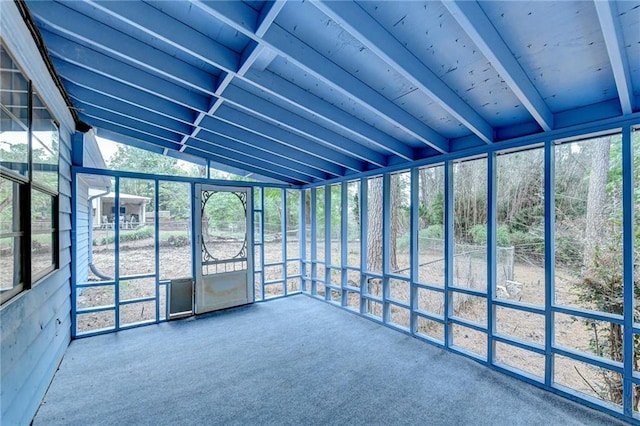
34;294;624;425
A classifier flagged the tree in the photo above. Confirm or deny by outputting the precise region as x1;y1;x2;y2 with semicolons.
366;175;402;273
577;135;639;409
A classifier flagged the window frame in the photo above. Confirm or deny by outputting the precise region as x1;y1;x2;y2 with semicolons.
0;43;60;304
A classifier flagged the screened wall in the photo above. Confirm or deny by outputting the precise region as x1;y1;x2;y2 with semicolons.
301;126;639;419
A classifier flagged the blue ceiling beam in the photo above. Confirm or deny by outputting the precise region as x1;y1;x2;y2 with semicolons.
80;114;182;152
78;0;239;73
442;0;554;131
29;1;216;96
95;128;166;156
242;70;416;161
314;0;495;144
66;84;194;136
198;115;344;177
256;1;288;38
70;0;391;170
213;104;365;173
191;128;327;181
95;128;207;167
180;145;298;185
187;136;315;184
42;31;209;112
594;0;634;115
221;84;387;167
192;0;450;154
78;105;184;145
52;60;196;125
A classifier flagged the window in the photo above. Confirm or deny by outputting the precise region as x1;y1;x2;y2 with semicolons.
0;43;59;304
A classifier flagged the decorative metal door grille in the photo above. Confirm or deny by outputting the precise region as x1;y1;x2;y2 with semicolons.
200;190;247;275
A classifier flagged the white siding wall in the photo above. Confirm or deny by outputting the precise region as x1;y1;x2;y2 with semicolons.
0;2;75;424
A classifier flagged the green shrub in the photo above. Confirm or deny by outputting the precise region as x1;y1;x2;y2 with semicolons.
469;224;511;247
421;225;444;240
94;225;154;245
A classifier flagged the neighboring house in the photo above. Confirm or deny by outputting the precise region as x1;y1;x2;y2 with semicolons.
91;191;150;228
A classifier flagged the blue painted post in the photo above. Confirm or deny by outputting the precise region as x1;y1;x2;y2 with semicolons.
190;182;197;294
360;178;368;314
410;168;419;334
544;139;555;386
282;189;288;296
310;187;317;296
154;180;160;322
114;176;120;330
70;167;78;338
487;153;497;364
444;161;454;347
622;126;634;417
325;184;331;301
382;173;391;324
341;182;349;307
247;188;259;302
260;188;265;300
300;189;307;293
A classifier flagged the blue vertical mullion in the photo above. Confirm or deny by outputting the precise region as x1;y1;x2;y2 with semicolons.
300;189;307;292
544;139;555;387
325;185;331;301
249;189;256;301
410;168;419;334
154;180;160;322
190;182;197;290
360;178;368;314
260;188;265;299
487;153;497;364
444;161;454;348
341;182;349;306
622;126;634;417
282;189;288;296
310;188;317;295
382;173;391;324
114;176;120;330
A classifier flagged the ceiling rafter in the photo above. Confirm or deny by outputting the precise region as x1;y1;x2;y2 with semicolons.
314;0;495;143
241;70;416;161
442;0;554;131
52;0;378;174
221;84;387;167
79;105;183;145
195;116;339;178
92;118;305;185
192;128;328;181
212;104;364;173
69;91;193;137
180;0;286;152
81;0;239;72
593;0;634;115
42;30;210;112
29;1;216;97
192;0;450;154
55;67;196;125
80;114;182;152
180;144;299;185
187;135;316;184
199;115;345;177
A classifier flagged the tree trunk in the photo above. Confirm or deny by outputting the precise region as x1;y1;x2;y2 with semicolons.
367;177;383;273
584;137;611;270
366;176;400;273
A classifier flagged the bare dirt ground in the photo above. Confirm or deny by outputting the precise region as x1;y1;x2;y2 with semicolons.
76;235;619;408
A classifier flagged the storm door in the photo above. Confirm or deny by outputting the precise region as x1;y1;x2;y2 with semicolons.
195;185;253;314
